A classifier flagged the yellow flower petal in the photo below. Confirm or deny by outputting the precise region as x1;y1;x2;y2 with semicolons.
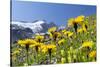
82;41;94;48
89;50;96;58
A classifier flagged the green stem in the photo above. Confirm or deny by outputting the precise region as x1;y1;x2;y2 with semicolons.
26;44;29;65
35;46;39;64
27;49;28;65
49;49;52;64
50;54;51;63
36;52;39;64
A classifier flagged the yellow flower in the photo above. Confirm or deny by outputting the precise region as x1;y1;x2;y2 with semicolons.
82;24;87;32
89;50;96;58
35;35;44;42
17;40;25;47
48;27;57;33
47;44;56;50
77;24;87;33
30;42;41;47
68;32;73;37
41;44;56;54
82;41;94;48
67;18;75;27
18;39;36;47
40;44;48;53
61;29;67;33
64;31;68;35
77;28;83;33
56;32;62;38
48;27;57;39
67;15;85;28
52;32;62;40
30;43;43;52
75;15;85;25
58;39;66;45
47;44;56;54
64;31;73;37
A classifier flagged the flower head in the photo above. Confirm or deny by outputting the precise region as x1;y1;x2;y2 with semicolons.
58;39;66;45
18;39;36;47
77;23;87;33
30;42;42;47
67;15;85;32
67;18;75;27
82;24;87;32
64;31;73;37
48;27;57;33
30;43;43;52
89;50;96;58
68;15;85;27
52;32;62;40
82;41;94;48
47;44;56;55
74;15;85;24
68;32;73;37
40;44;48;53
40;44;56;54
61;29;67;33
35;35;44;42
47;44;56;50
77;28;83;33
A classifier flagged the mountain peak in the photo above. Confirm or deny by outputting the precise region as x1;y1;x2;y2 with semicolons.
33;20;46;24
11;20;56;33
11;20;57;43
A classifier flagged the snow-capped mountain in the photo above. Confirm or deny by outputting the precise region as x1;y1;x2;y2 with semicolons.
11;20;56;33
12;20;46;33
10;20;56;43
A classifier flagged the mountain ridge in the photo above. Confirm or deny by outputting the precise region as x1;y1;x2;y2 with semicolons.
10;20;57;43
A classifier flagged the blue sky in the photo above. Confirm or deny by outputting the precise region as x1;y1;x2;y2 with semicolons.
11;0;96;26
